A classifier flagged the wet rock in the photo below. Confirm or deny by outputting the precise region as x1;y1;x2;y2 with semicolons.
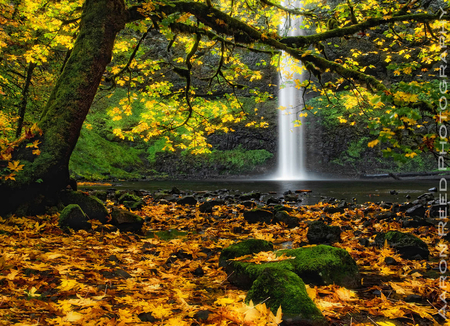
307;221;341;244
177;196;198;206
429;204;448;218
59;204;91;231
199;200;224;213
273;211;299;228
405;204;426;218
267;197;280;205
390;190;398;195
243;209;273;224
417;193;434;201
375;231;429;260
428;187;437;192
284;194;299;202
323;206;345;214
111;208;144;233
60;191;109;223
246;268;327;325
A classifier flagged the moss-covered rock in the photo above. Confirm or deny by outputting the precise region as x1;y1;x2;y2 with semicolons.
59;204;91;231
278;245;360;288
111;208;144;233
246;268;327;325
307;221;341;244
375;231;429;260
224;244;360;289
118;192;144;210
219;239;274;268
60;191;108;223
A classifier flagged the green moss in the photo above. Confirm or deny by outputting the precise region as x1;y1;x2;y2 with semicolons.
219;239;273;267
224;243;360;289
246;268;325;322
278;245;360;288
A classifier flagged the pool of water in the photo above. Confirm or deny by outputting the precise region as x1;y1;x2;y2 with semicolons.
80;177;444;205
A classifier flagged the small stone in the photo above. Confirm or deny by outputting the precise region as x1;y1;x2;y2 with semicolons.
192;267;205;277
384;257;398;265
194;310;212;321
405;294;423;303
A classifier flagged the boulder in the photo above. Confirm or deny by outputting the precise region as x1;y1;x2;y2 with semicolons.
243;209;273;224
246;268;327;325
375;231;429;260
224;243;361;289
177;196;198;206
111;208;144;233
323;206;345;214
405;204;426;218
199;200;224;213
59;204;91;231
60;191;109;223
307;221;341;244
273;211;299;228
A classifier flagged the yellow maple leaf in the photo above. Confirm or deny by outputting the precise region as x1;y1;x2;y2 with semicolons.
7;160;24;172
368;139;379;148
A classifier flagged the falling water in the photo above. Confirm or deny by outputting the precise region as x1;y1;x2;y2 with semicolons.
275;0;307;180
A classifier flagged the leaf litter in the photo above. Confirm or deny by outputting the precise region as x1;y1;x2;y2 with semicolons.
0;194;447;325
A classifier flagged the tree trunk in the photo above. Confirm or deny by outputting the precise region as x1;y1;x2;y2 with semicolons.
0;0;126;214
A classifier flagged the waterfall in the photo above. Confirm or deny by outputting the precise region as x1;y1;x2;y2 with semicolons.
275;0;307;180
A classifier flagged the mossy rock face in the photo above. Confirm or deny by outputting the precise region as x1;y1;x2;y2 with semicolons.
219;239;274;268
307;221;341;244
375;231;429;260
60;191;108;223
111;208;144;233
59;204;91;231
246;268;327;325
225;244;360;289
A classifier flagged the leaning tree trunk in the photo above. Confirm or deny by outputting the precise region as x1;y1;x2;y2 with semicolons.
0;0;126;214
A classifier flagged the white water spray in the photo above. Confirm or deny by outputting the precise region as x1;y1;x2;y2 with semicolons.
275;0;307;180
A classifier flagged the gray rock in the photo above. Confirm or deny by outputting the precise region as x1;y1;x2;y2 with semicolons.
111;208;144;233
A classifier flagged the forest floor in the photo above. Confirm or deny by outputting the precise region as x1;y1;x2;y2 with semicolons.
0;194;448;326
